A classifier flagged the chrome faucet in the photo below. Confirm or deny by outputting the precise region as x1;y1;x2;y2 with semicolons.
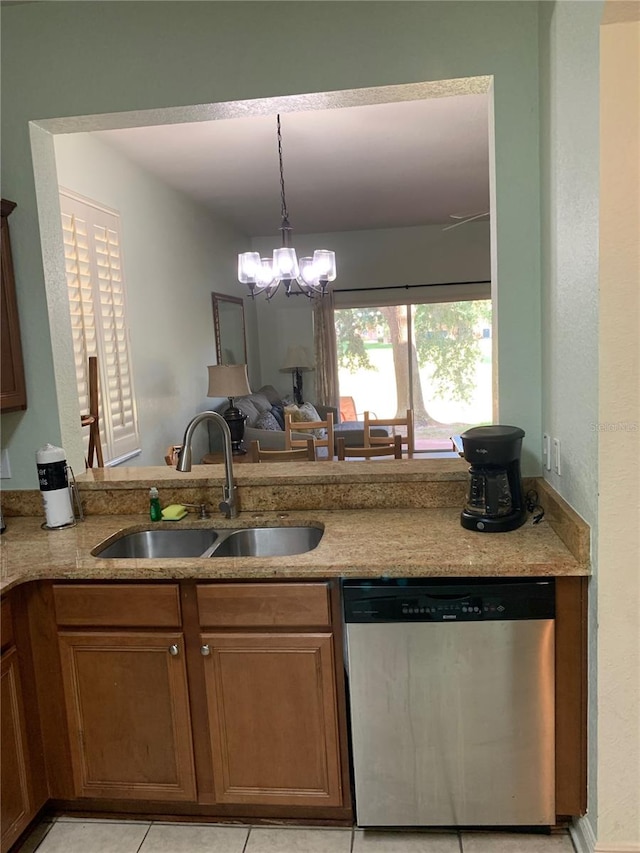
176;411;238;519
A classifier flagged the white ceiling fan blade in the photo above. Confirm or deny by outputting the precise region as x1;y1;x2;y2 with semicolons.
442;211;489;231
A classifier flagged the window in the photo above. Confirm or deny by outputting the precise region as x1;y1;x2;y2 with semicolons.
60;190;140;465
334;285;492;453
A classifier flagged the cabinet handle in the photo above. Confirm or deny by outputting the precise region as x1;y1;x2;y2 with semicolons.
168;644;179;656
200;644;210;656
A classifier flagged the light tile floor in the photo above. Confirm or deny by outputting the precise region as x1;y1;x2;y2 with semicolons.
17;817;577;853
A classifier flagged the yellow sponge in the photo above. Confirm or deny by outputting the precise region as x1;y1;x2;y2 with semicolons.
161;504;188;521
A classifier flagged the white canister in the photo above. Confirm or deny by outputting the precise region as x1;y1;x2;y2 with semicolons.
36;444;74;528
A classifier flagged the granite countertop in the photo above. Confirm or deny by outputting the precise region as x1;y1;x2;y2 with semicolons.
0;506;588;594
74;459;470;487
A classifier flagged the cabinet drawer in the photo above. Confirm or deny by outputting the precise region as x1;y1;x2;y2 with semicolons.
1;597;13;649
197;583;331;627
53;584;182;627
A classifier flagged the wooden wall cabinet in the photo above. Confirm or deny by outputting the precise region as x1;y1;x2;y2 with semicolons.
1;200;27;413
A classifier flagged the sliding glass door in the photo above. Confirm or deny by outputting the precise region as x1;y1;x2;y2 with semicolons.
334;297;492;453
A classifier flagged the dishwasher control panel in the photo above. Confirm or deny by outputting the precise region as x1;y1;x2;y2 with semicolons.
342;577;555;622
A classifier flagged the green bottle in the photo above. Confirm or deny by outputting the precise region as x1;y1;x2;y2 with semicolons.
149;487;162;522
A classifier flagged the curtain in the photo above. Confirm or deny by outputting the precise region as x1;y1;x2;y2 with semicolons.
313;292;338;410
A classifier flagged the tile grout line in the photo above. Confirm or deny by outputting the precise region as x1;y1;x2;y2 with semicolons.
457;829;465;853
241;824;251;853
134;822;152;853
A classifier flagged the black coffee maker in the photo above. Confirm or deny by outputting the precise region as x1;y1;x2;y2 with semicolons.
460;425;527;532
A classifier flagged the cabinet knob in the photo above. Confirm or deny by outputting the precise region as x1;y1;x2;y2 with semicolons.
200;644;211;656
168;644;179;656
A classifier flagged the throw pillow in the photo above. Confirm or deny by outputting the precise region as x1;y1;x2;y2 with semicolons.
284;403;301;421
251;393;273;415
270;404;285;430
288;402;326;439
235;396;261;426
255;411;282;432
258;385;284;407
298;402;321;423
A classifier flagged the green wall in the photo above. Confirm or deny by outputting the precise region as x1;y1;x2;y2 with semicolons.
1;1;542;487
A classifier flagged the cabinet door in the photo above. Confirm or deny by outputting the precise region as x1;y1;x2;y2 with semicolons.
1;200;27;413
1;647;31;852
58;631;195;801
202;632;343;807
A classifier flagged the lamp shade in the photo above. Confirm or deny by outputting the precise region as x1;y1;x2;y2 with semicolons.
207;364;251;398
280;346;314;373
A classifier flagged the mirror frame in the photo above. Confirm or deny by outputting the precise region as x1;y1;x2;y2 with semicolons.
212;291;247;365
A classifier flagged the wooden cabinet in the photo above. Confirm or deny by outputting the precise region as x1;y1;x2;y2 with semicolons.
555;576;588;818
1;592;46;853
196;582;346;809
202;631;343;807
29;576;586;824
1;647;32;852
53;584;196;802
1;199;27;412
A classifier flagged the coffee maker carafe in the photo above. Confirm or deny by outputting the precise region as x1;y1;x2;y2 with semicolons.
460;425;527;532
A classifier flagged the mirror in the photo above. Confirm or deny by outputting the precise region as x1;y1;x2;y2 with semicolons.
212;292;247;365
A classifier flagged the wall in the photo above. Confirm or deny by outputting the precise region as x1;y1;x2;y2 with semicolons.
597;7;640;849
540;1;640;850
252;220;490;397
1;1;541;489
538;2;602;848
53;132;256;467
539;1;600;526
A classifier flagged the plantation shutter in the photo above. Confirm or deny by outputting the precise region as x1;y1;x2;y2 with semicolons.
60;190;140;465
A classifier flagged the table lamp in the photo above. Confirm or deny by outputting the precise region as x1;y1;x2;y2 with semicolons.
280;346;314;405
207;364;251;454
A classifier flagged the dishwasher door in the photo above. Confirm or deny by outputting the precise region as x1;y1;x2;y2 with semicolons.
346;617;555;827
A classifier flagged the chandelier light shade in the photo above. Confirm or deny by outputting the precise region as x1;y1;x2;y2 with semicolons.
238;114;337;300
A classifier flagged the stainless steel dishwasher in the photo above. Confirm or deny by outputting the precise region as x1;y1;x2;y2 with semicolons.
343;577;555;827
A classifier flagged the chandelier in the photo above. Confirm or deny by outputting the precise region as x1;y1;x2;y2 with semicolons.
238;114;336;299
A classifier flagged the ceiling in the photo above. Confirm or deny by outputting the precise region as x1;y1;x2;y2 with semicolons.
93;93;490;238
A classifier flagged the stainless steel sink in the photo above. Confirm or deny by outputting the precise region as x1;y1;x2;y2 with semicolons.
208;526;323;558
92;528;219;559
92;525;322;559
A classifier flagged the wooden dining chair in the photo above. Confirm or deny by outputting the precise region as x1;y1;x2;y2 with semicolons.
80;356;104;468
164;445;182;466
284;411;335;460
336;434;403;460
250;438;316;462
364;409;414;458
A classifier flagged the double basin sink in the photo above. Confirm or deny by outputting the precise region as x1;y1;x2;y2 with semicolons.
92;525;323;559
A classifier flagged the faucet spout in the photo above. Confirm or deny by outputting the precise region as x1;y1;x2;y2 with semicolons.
176;411;237;519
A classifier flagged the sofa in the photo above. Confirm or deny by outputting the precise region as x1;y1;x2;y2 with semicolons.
207;384;390;457
208;385;338;455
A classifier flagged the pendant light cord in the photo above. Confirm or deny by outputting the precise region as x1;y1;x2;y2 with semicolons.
277;114;293;247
